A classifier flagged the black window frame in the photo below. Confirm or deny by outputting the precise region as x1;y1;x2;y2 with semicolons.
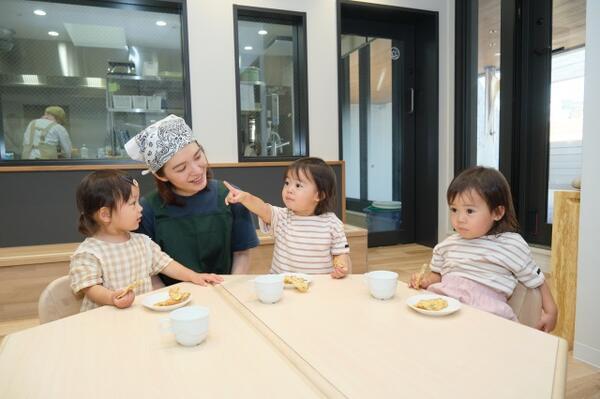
233;5;309;162
454;0;554;247
0;0;192;167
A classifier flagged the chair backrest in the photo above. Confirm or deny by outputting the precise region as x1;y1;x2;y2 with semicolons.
508;283;542;328
38;276;83;324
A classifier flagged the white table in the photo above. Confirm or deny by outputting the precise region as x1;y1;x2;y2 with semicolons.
0;275;566;398
222;275;567;399
0;282;322;398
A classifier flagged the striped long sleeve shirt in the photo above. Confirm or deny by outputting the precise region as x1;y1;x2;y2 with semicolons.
429;232;544;296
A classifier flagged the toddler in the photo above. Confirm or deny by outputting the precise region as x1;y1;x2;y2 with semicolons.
409;166;557;331
70;170;223;311
224;157;351;278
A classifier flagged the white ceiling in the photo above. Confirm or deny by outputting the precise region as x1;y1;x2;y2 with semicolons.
0;0;182;50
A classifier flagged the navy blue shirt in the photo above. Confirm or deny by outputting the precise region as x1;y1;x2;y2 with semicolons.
138;180;259;252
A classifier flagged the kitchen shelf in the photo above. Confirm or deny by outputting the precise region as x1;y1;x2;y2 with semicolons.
106;74;183;82
107;108;183;114
240;80;266;86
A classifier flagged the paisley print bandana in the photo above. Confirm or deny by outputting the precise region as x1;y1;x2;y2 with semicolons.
124;114;195;174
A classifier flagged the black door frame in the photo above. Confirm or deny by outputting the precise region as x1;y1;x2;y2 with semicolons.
337;0;439;248
454;0;554;246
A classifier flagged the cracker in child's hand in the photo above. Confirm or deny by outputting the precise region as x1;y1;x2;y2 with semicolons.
115;280;142;299
333;256;347;272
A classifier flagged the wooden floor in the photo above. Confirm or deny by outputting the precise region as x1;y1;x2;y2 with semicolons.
1;243;598;398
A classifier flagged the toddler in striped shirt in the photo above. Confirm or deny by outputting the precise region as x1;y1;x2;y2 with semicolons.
224;157;351;278
409;166;557;331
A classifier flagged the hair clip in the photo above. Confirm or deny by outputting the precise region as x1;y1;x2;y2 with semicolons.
120;174;138;187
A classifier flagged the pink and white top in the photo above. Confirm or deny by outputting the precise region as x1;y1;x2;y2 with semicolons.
430;232;545;296
259;205;350;274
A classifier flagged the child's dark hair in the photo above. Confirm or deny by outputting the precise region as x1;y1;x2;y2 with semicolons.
154;142;213;206
447;166;519;235
286;157;336;215
76;170;136;236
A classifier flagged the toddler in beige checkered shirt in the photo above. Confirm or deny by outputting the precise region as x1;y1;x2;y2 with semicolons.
70;170;224;311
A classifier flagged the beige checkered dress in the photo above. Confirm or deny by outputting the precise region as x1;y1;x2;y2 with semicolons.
70;233;172;312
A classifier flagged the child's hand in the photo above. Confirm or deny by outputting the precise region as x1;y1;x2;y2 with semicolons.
331;266;347;279
331;255;348;279
223;181;248;205
409;272;432;289
536;308;558;333
112;290;135;308
190;273;224;286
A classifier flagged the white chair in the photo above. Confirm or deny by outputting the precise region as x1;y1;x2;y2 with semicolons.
508;283;542;328
38;276;83;324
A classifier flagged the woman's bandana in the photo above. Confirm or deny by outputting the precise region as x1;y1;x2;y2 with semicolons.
125;114;195;175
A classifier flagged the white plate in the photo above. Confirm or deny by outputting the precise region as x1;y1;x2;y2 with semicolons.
142;291;192;312
282;273;312;287
406;293;461;316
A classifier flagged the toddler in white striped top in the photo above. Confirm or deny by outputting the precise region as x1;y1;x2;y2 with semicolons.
224;157;351;278
409;166;557;331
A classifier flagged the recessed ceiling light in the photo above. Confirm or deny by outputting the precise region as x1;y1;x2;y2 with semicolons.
48;31;59;37
495;52;501;56
489;29;498;34
244;45;253;51
258;29;268;35
156;20;167;27
488;41;496;47
34;9;47;16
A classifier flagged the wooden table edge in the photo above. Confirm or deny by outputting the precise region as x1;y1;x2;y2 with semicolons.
0;334;10;356
552;338;568;399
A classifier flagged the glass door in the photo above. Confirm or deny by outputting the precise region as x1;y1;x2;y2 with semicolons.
340;29;415;246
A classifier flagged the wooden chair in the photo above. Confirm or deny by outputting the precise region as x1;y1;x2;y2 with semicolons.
38;276;83;324
508;283;542;328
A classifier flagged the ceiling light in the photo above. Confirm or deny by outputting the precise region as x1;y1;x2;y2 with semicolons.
34;9;47;16
244;45;253;51
488;41;496;47
258;29;268;35
48;31;59;37
156;20;167;27
495;52;501;56
489;29;498;34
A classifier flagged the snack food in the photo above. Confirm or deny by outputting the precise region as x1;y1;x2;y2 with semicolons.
332;256;348;272
414;263;428;288
415;297;448;311
155;286;191;306
284;275;309;293
115;280;142;299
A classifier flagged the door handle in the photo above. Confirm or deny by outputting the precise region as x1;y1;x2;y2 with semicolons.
409;88;414;114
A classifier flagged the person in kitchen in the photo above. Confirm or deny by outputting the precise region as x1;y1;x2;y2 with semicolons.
125;114;259;285
21;106;72;159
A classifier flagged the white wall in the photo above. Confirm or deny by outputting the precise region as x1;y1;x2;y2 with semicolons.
186;0;338;163
186;0;454;241
573;0;600;368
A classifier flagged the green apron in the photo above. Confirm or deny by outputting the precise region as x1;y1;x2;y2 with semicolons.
148;182;233;286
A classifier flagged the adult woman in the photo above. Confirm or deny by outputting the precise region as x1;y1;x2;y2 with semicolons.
125;115;258;285
21;106;72;159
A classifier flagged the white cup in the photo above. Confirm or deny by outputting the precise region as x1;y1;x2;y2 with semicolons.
253;274;284;304
364;271;399;300
160;306;209;347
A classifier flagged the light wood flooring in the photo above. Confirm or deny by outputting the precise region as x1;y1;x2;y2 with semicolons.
1;243;598;398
